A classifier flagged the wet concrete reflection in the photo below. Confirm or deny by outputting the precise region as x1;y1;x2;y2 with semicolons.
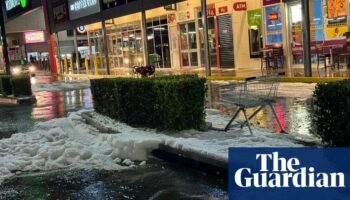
206;82;312;135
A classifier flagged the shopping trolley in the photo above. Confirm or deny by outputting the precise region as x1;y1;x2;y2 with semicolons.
217;73;286;135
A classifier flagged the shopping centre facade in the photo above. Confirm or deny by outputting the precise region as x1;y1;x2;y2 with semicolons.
1;0;349;75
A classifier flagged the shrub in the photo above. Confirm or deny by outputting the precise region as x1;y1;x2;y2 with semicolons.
0;75;13;96
90;75;206;131
311;80;350;146
11;75;32;97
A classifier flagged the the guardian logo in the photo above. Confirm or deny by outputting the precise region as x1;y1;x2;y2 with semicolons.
234;152;345;188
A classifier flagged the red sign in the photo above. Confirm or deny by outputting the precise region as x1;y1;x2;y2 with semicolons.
269;13;279;21
218;6;228;14
263;0;281;6
234;2;247;11
207;8;216;17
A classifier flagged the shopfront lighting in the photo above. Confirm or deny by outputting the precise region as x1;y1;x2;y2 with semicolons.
124;59;129;64
137;57;142;63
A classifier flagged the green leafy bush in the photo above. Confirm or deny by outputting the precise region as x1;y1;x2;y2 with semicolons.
0;75;13;96
91;75;206;131
11;75;32;97
312;80;350;146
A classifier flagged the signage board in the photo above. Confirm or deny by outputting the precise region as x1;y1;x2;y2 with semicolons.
247;9;262;27
233;2;247;11
68;0;101;20
25;31;45;44
218;6;228;14
53;1;69;24
5;0;32;19
262;0;281;6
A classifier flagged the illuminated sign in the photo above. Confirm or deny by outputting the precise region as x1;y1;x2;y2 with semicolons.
25;31;45;44
269;13;279;21
5;0;31;18
68;0;100;20
234;2;247;11
76;26;86;34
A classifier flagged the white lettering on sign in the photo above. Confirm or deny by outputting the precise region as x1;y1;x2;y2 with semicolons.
5;0;20;11
70;0;97;11
234;152;346;188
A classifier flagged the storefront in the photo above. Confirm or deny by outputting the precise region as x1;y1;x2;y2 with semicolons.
83;0;239;71
2;0;55;71
262;0;349;68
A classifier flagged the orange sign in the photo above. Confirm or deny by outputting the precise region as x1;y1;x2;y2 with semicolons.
328;0;347;18
269;13;279;21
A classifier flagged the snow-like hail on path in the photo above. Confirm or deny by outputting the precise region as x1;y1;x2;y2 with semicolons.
32;80;90;92
0;109;313;184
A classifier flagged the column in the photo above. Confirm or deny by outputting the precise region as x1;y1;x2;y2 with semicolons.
0;10;10;75
73;29;81;74
55;32;63;74
302;0;312;77
201;0;211;76
141;11;149;66
102;21;111;75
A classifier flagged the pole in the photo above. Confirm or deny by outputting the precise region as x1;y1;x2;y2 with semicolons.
55;32;63;74
201;0;211;76
141;10;149;66
0;10;10;75
101;21;110;75
73;29;81;74
302;0;312;77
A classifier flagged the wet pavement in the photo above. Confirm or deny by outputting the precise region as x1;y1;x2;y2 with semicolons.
0;73;314;199
0;160;226;200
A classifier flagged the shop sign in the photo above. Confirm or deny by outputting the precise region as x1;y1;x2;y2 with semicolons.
177;10;194;22
233;2;247;11
207;8;216;17
218;6;228;14
168;13;177;25
5;0;31;18
269;13;279;21
53;1;69;24
262;0;281;6
25;31;45;44
164;4;176;11
68;0;100;20
247;9;262;27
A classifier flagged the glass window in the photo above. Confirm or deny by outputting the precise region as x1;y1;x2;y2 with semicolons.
190;52;198;66
182;53;189;66
180;24;189;50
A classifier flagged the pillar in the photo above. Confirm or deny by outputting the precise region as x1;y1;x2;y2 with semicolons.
201;0;211;76
141;11;149;66
302;0;312;77
102;21;110;75
73;29;81;74
0;10;10;75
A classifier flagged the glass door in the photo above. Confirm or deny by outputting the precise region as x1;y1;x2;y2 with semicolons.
180;22;199;67
198;9;218;68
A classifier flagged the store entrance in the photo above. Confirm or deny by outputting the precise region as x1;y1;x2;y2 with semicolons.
180;22;199;67
198;11;217;68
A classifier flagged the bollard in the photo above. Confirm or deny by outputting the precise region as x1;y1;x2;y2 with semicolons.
69;57;74;74
63;57;68;75
94;55;99;75
85;57;89;75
